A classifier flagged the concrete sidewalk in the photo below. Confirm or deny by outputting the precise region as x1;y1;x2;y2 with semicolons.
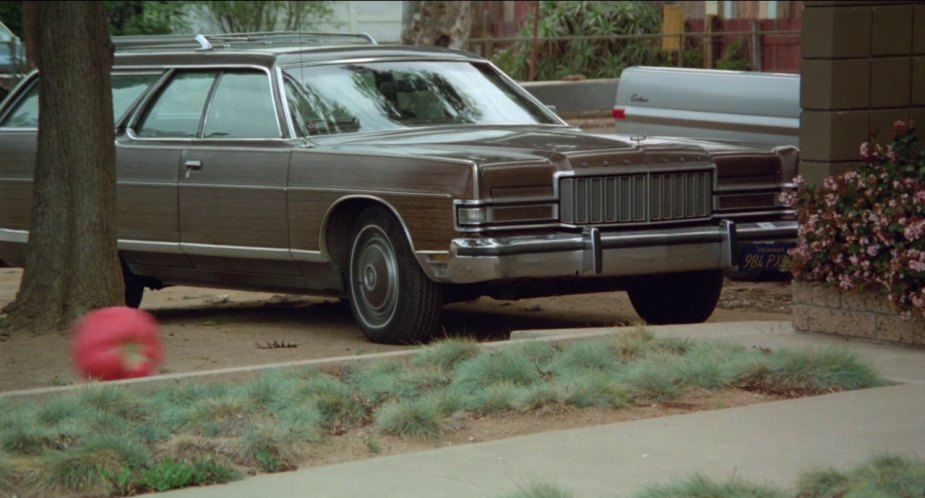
152;321;925;498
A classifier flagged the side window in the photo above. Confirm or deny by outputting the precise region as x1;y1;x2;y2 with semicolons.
112;73;162;123
0;73;160;129
202;72;280;139
136;72;216;138
0;83;38;128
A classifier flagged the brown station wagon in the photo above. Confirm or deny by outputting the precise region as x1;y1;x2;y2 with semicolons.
0;33;798;344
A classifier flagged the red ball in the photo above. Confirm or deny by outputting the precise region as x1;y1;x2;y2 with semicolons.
71;307;163;381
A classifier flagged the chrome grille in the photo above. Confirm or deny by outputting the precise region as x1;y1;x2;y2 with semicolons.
559;170;713;225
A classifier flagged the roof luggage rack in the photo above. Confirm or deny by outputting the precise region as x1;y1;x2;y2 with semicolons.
112;31;378;52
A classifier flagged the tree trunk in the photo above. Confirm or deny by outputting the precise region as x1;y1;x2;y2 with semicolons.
1;1;122;335
401;0;472;50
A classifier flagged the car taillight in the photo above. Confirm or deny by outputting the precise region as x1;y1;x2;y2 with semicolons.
612;108;626;120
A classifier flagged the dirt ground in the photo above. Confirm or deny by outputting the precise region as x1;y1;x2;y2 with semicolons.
0;268;792;393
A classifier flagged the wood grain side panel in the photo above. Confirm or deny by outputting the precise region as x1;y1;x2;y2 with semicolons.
0;181;33;230
287;150;473;254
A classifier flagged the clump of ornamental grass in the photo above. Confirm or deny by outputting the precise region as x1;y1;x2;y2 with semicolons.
549;339;624;377
138;456;241;492
375;397;443;442
555;370;632;409
466;382;522;415
38;434;152;496
237;372;287;407
451;348;542;393
412;337;481;372
498;481;575;498
619;353;684;403
75;384;146;421
292;374;369;429
634;474;787;498
758;348;885;394
610;326;657;361
239;423;311;472
515;384;562;412
178;396;253;438
0;450;13;491
0;412;60;456
677;342;761;390
797;455;925;497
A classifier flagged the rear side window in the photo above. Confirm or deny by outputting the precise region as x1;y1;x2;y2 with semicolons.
0;84;38;128
202;72;280;139
135;72;216;138
0;73;161;128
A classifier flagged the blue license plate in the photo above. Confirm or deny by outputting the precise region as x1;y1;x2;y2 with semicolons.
738;243;792;272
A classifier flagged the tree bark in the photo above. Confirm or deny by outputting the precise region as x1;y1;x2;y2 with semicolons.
1;1;122;335
401;0;472;50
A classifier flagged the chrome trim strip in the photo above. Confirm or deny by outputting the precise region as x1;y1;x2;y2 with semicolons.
290;147;478;167
288;186;452;198
178;183;287;191
118;239;183;254
181;242;293;260
0;229;28;243
291;249;327;263
734;220;798;240
276;66;297;139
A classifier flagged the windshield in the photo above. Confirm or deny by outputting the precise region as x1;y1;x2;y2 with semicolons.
281;61;557;137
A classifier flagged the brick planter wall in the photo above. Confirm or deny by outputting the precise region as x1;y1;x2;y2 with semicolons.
792;281;925;346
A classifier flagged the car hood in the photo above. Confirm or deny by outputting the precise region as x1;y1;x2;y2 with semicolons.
312;125;780;167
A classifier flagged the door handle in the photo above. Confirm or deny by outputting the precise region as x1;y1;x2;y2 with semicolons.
184;160;203;170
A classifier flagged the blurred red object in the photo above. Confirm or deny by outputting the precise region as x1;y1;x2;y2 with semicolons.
71;307;163;380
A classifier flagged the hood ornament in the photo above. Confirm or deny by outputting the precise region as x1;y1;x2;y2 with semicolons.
630;135;646;146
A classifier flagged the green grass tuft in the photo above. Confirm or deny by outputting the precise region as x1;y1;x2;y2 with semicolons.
452;348;541;392
550;339;623;376
515;384;562;411
0;449;12;491
466;382;521;414
240;424;310;472
620;355;683;403
678;342;759;390
139;456;241;492
609;326;657;361
498;481;575;498
634;474;787;498
556;370;632;409
375;397;443;442
765;348;885;393
38;434;152;496
413;337;482;371
797;455;925;497
0;411;60;456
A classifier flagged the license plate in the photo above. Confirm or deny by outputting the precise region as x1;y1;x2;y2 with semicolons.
738;243;792;272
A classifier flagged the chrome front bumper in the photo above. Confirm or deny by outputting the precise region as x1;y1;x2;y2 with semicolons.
431;220;797;284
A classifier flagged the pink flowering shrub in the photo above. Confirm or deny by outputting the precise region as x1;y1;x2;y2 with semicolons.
784;120;925;318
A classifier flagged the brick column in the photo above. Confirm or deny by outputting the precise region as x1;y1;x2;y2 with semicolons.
800;1;925;185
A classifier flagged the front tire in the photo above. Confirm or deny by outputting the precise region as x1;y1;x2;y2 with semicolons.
348;207;443;344
627;270;724;325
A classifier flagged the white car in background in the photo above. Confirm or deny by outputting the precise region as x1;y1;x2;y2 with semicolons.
613;66;800;147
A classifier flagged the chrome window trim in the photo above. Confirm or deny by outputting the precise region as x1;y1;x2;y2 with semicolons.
275;66;297;138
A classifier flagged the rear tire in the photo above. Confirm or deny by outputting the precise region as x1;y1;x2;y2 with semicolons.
347;207;443;344
627;270;723;324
